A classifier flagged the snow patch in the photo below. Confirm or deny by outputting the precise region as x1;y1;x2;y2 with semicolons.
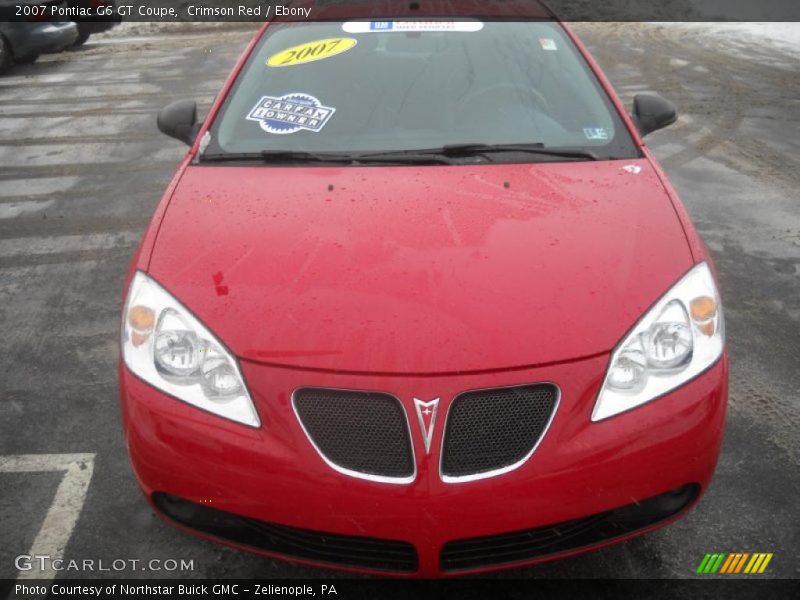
676;22;800;62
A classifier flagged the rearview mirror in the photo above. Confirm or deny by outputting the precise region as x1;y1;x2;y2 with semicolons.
157;100;202;146
631;93;677;137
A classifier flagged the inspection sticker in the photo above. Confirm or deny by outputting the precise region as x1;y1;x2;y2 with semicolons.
342;20;484;33
583;127;609;140
267;38;357;67
247;93;335;134
539;38;558;51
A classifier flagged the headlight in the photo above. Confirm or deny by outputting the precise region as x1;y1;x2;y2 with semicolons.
121;271;260;427
592;262;724;421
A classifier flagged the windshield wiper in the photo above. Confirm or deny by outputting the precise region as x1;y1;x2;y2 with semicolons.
361;143;600;161
200;149;453;166
445;143;599;160
200;150;354;164
199;144;598;165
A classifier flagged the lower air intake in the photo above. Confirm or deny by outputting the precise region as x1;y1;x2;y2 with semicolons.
154;493;418;573
440;484;699;571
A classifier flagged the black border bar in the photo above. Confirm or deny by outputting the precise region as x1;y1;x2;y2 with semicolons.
2;1;800;23
3;579;800;600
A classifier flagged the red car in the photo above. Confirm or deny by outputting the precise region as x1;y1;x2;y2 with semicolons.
120;2;727;577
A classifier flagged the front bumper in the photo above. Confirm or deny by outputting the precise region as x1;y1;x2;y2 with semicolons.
120;354;728;577
30;22;79;54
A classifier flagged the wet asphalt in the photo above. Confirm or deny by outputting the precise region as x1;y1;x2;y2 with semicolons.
0;23;797;580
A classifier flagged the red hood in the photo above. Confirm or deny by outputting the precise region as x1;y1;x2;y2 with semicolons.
148;160;693;374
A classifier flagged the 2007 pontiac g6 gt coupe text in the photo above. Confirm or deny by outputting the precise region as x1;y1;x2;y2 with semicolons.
119;1;728;577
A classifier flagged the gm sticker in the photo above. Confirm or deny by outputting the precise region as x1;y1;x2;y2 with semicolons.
247;93;335;134
267;38;357;67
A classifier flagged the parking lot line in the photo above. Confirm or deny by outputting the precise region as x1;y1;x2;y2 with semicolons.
0;454;95;580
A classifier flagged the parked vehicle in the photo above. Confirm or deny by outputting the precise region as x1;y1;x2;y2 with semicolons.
0;22;77;71
120;1;728;577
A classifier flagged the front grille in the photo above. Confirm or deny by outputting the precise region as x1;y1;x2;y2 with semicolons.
294;388;415;481
153;493;418;573
441;384;558;480
440;484;700;571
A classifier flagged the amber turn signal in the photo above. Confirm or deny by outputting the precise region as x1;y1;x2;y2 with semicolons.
128;305;155;332
690;296;717;336
690;296;717;321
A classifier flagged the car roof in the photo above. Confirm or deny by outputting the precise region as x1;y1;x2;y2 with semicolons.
271;0;557;22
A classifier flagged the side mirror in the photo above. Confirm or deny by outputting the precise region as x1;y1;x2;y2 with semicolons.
157;100;202;146
631;93;677;137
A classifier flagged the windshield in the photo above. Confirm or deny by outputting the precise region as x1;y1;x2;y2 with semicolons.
204;19;639;163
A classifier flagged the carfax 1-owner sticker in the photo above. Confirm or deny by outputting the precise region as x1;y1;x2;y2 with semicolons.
246;93;335;134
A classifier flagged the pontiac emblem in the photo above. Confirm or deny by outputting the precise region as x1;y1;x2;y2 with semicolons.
413;398;440;453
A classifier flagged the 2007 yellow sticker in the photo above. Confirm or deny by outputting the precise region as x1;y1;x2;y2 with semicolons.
267;38;357;67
